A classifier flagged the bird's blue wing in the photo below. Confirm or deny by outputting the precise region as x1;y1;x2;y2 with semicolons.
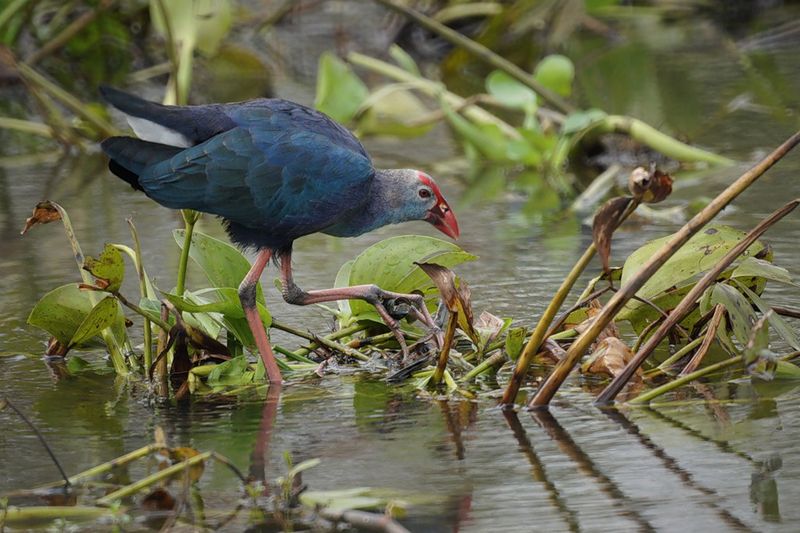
138;123;375;241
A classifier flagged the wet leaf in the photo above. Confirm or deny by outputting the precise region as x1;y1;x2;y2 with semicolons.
731;257;799;288
315;51;369;123
20;201;62;235
581;337;640;379
441;101;508;161
28;284;95;346
206;355;250;386
83;244;125;293
621;225;765;322
702;283;759;348
733;281;800;351
592;196;634;272
68;296;119;348
348;236;476;323
773;361;800;380
628;166;673;204
504;327;527;361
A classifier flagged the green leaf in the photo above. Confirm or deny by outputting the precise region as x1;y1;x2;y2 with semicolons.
505;327;527;361
347;236;476;323
314;51;369;123
333;259;354;317
84;244;125;292
774;361;800;380
620;225;764;322
562;109;607;134
174;230;264;304
703;283;759;348
28;284;96;345
206;355;250;386
300;488;388;513
68;296;120;348
441;100;508;160
486;70;537;110
533;54;575;97
731;257;799;288
734;281;800;351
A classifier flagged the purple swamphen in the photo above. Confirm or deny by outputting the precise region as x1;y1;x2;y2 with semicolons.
99;87;459;384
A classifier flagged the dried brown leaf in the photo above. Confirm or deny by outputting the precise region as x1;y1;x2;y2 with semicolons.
141;487;176;512
592;196;634;273
21;201;62;235
416;262;477;342
535;338;566;365
582;337;641;379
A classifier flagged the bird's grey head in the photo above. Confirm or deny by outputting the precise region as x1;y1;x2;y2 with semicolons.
375;169;460;239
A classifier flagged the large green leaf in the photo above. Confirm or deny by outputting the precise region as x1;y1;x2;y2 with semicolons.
347;236;476;322
68;296;119;348
314;52;369;123
28;285;126;350
620;225;764;322
173;229;264;304
28;284;95;345
486;70;537;110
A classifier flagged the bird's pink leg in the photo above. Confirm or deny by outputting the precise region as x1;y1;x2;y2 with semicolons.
239;249;282;384
278;252;440;356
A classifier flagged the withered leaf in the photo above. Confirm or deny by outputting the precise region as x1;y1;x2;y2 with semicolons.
416;262;477;343
21;201;63;235
581;337;641;379
592;196;634;273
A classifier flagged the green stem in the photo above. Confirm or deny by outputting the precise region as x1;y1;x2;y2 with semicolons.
501;244;597;405
649;336;705;375
175;211;197;296
462;351;507;382
0;0;30;31
97;451;211;505
0;117;52;137
595;115;733;166
373;0;574;114
348;51;520;138
123;222;154;371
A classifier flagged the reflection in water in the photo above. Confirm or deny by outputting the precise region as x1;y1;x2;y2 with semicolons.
250;384;283;487
603;409;753;530
530;409;657;532
502;410;580;532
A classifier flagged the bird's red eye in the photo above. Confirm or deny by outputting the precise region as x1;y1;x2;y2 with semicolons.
418;188;432;199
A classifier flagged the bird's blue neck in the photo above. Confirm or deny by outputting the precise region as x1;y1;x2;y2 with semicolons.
322;169;420;237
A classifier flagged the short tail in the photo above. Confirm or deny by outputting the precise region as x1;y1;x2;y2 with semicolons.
101;137;182;190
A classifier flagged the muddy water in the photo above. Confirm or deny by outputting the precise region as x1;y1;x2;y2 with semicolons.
3;4;800;531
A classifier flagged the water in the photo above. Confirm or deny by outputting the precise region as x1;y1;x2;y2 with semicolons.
3;4;800;531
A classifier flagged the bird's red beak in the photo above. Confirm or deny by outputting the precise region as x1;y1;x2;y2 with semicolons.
427;199;460;239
